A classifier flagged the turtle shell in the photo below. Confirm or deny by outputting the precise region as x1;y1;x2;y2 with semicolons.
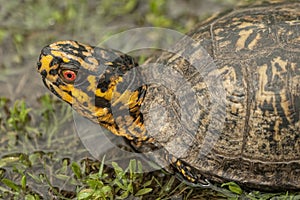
140;2;300;190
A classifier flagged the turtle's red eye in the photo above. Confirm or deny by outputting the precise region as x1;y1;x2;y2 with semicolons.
61;70;77;83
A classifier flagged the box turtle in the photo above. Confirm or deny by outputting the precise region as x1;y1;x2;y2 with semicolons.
37;2;300;190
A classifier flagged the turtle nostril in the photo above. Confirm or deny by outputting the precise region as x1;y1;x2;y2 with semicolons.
37;61;42;70
41;69;47;78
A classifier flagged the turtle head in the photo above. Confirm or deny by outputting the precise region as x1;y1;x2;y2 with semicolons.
37;40;147;141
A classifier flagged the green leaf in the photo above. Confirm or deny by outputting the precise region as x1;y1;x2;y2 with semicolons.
129;159;136;180
221;182;243;195
55;174;71;181
21;175;27;190
2;178;20;192
161;176;175;192
25;194;37;200
112;162;124;178
26;173;42;184
137;160;143;173
135;188;153;196
0;155;20;168
7;100;31;131
127;182;133;193
71;162;82;179
117;190;129;199
101;185;112;195
113;179;127;190
77;189;93;199
98;156;106;179
142;178;153;187
86;179;103;189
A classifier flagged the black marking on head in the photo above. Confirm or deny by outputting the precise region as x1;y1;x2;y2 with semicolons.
95;95;111;108
49;57;61;68
41;69;47;78
42;46;51;56
64;60;81;70
96;70;115;93
69;49;87;61
78;43;89;52
62;89;72;97
97;81;109;93
49;69;58;75
42;78;49;90
56;42;90;61
49;84;62;99
120;54;137;68
37;61;42;70
57;43;75;50
53;78;64;87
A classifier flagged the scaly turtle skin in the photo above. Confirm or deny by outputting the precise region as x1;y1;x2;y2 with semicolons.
37;2;300;190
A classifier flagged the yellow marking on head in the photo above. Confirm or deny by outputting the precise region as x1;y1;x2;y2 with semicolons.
51;50;82;64
59;85;94;108
82;51;93;57
53;40;80;48
62;57;70;63
112;90;134;108
58;85;114;125
95;76;123;100
72;88;91;103
54;85;73;103
51;50;66;59
95;88;109;98
87;57;99;65
98;113;114;124
40;55;54;69
129;91;140;104
87;75;97;92
94;107;109;117
60;83;111;118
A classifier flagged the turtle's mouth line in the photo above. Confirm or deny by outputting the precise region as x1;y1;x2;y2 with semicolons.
42;77;50;90
42;77;64;100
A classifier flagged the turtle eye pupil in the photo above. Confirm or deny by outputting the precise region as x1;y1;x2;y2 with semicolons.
67;73;72;78
62;70;77;83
